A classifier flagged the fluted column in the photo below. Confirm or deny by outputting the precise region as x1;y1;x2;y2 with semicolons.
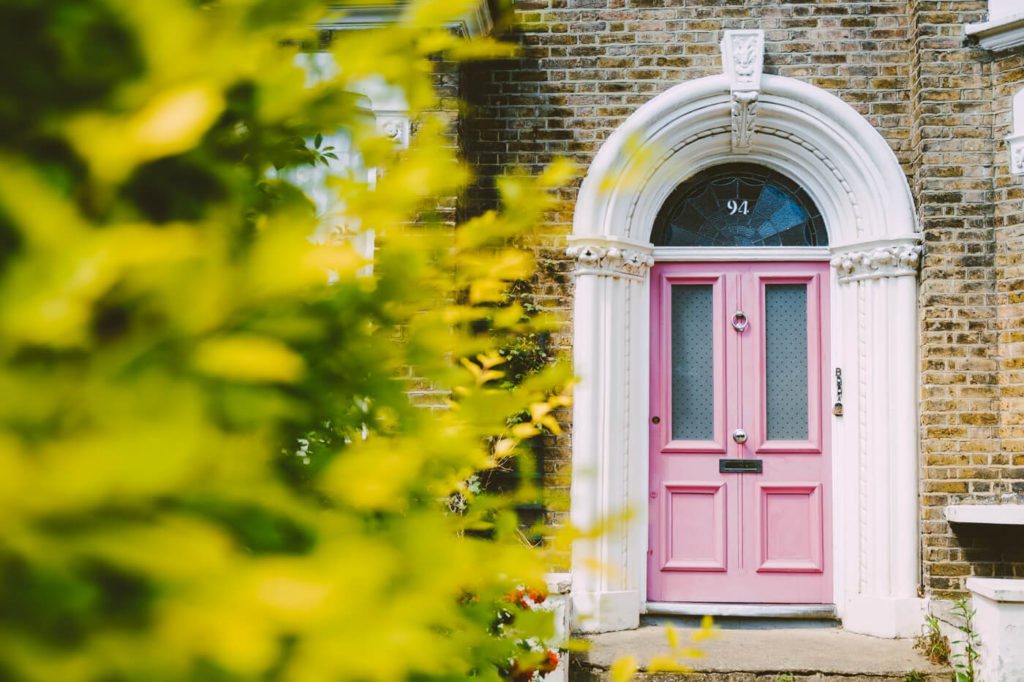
567;236;654;633
831;239;924;637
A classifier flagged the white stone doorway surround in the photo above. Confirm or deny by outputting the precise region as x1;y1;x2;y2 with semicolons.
567;31;924;638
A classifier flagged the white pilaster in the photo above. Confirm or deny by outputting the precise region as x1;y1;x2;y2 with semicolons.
568;236;653;633
831;242;924;637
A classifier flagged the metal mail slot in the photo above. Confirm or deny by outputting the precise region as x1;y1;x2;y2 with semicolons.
718;458;763;474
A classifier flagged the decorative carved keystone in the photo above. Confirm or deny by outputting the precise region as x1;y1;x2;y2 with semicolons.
721;29;765;154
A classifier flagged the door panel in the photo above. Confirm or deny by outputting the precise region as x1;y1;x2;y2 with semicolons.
755;483;823;573
652;271;730;455
648;261;831;604
763;284;808;441
750;269;826;455
670;285;716;441
662;482;727;571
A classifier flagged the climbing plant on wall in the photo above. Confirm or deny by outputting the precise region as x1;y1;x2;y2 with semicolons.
0;0;573;680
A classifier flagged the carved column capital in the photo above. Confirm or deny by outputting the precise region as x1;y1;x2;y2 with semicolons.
721;29;764;154
567;237;654;281
831;242;923;283
1008;133;1024;175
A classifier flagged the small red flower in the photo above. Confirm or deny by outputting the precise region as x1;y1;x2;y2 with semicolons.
502;585;548;610
539;650;559;672
506;660;535;682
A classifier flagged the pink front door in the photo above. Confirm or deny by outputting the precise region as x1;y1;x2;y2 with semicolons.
648;261;832;604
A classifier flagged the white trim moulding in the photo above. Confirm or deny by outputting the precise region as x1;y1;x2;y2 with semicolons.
654;246;830;262
320;2;493;38
965;12;1024;51
945;504;1024;525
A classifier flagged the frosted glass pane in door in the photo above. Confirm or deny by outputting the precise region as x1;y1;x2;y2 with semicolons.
765;284;808;440
671;286;714;440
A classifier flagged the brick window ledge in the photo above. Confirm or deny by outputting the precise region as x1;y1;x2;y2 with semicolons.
966;12;1024;51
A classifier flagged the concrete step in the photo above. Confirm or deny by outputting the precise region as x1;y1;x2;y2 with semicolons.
571;623;952;681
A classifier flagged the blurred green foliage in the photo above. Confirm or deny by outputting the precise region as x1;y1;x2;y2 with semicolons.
0;0;574;679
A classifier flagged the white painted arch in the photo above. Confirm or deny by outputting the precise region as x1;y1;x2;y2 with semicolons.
568;71;924;637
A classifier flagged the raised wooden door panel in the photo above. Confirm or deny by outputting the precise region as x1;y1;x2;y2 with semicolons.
754;483;824;573
747;267;826;455
661;482;727;572
649;269;731;455
648;262;831;605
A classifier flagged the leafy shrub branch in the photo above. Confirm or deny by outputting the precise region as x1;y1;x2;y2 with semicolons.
0;1;571;680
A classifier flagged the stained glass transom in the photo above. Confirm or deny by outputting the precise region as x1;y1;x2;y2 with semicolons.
652;164;827;247
671;285;714;440
765;284;808;440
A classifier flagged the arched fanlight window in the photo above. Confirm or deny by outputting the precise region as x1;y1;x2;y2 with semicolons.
651;163;828;247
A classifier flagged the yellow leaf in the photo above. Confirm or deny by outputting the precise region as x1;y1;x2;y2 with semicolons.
665;624;679;650
610;656;638;682
68;84;225;182
460;357;482;379
530;402;552;421
417;29;455;54
493;438;516;457
99;224;202;266
133;85;224;153
0;435;29;519
320;440;420;511
401;0;479;28
692;614;717;641
253;565;335;620
476;351;505;370
479;369;505;384
445;37;520;61
511;423;538;439
0;156;88;246
536;415;562;434
646;655;691;672
469;278;506;304
540;157;577;188
194;335;305;383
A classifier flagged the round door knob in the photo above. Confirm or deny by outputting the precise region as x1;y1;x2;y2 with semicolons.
732;428;747;444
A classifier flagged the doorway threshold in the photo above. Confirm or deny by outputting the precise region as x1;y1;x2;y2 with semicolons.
645;601;837;619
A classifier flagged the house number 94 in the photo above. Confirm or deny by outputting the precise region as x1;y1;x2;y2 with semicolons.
726;199;749;215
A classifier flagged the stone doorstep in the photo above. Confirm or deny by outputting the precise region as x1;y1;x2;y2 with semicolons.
569;667;950;679
570;625;952;681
